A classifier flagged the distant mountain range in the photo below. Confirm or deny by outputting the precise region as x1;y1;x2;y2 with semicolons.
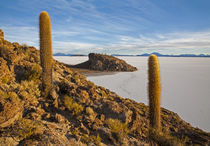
53;52;210;57
135;52;210;57
53;53;86;56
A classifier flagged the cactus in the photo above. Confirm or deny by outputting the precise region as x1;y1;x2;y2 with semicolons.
39;11;53;97
148;54;161;131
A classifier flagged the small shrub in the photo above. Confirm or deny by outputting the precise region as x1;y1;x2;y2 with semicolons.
108;96;114;100
0;45;9;58
64;95;84;116
105;118;128;140
0;90;20;102
0;89;8;99
58;79;74;94
100;90;107;98
72;129;79;136
24;64;41;82
71;102;83;115
19;80;40;97
1;75;10;84
8;92;20;102
92;134;101;146
21;43;29;48
162;114;169;120
81;134;101;146
18;80;40;105
81;134;90;143
16;118;43;139
86;107;96;122
64;95;73;108
149;128;183;146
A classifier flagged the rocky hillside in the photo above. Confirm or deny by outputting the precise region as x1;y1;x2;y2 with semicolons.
72;53;137;71
0;30;210;145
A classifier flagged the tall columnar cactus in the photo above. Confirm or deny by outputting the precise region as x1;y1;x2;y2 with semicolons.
148;54;161;131
39;11;53;97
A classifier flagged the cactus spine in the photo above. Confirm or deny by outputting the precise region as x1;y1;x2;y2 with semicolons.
39;11;53;97
148;54;161;131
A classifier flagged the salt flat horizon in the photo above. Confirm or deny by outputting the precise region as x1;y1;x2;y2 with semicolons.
54;56;210;132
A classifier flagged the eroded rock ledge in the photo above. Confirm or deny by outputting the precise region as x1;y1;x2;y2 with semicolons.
73;53;137;71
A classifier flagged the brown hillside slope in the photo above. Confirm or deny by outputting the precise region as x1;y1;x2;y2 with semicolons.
0;32;210;145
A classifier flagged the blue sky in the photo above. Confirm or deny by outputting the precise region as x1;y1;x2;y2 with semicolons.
1;0;210;55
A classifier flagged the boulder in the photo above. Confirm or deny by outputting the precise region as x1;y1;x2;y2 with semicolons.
0;99;23;128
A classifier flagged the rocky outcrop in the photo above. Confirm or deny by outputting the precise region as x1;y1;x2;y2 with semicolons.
0;30;210;145
0;99;23;128
0;29;4;40
73;53;137;71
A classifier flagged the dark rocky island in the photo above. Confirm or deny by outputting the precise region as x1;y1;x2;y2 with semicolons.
72;53;137;72
0;29;210;145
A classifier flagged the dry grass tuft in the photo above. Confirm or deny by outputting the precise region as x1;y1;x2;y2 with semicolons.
64;95;84;116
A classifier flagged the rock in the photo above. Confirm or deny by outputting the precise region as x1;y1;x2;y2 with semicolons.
0;99;23;128
72;53;137;71
55;113;68;124
30;112;42;121
79;123;89;135
19;133;75;146
12;42;21;49
99;114;105;121
0;58;15;84
85;107;97;122
68;138;86;146
50;87;59;100
0;137;19;146
99;100;133;123
77;89;90;103
97;127;117;145
126;137;150;146
18;139;39;145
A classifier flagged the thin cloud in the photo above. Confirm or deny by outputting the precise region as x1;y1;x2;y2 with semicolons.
1;0;210;55
106;31;210;54
1;26;39;47
2;25;210;55
53;41;98;53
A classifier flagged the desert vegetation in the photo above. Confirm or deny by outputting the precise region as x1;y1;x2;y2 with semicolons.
148;54;183;145
0;12;210;145
39;11;53;98
148;54;161;131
